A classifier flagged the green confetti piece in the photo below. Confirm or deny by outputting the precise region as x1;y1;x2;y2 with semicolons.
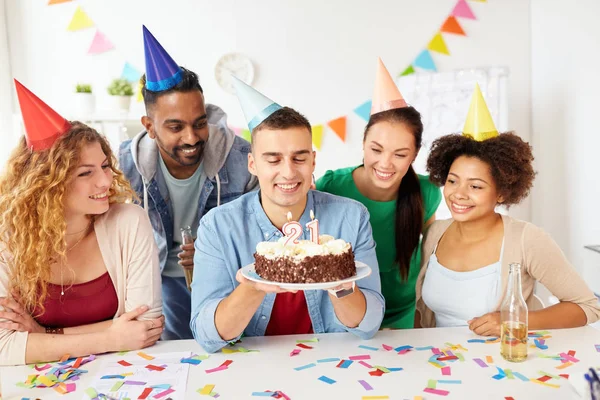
539;371;561;380
427;379;437;389
457;353;465;362
296;338;319;343
117;350;130;355
192;354;210;360
444;342;456;348
505;369;514;379
111;381;124;391
374;366;391;373
85;387;98;398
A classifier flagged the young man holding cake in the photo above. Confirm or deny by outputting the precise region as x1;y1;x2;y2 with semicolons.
190;79;384;352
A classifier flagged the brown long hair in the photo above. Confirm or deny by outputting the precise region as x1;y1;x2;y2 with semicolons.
0;122;135;313
364;107;424;280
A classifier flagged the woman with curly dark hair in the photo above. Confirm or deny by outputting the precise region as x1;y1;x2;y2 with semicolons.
414;86;600;336
318;59;441;329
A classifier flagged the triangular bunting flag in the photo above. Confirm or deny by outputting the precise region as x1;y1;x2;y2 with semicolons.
312;125;324;150
468;0;486;2
354;100;372;122
121;63;142;82
414;50;437;71
48;0;73;5
441;16;466;36
136;82;144;102
67;6;94;31
399;65;415;77
327;116;346;142
427;32;450;55
452;0;476;20
88;30;114;54
241;129;252;143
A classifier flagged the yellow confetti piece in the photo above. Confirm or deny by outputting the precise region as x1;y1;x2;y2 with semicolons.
362;397;390;400
137;351;154;360
556;361;574;370
221;348;238;354
486;338;501;344
54;382;68;394
297;337;319;343
486;356;493;364
121;372;134;376
198;384;215;395
532;379;560;389
414;397;423;400
37;375;55;387
429;361;444;369
457;344;469;352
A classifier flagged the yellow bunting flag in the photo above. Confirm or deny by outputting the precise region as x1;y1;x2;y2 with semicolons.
136;82;144;103
427;32;450;55
327;116;346;142
312;125;323;150
48;0;73;4
67;6;94;31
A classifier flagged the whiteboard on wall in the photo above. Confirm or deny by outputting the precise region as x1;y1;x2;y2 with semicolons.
396;66;509;219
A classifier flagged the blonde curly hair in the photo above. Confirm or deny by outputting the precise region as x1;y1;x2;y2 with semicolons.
0;122;136;314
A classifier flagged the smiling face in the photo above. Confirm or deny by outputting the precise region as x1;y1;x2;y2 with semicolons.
443;155;504;222
363;120;418;193
248;126;316;218
142;90;208;176
64;141;113;217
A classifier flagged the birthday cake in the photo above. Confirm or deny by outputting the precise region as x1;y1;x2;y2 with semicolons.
253;235;356;284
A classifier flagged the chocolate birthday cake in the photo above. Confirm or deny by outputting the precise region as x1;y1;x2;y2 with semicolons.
253;235;356;283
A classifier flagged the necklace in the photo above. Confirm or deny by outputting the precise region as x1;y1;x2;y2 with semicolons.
60;221;92;296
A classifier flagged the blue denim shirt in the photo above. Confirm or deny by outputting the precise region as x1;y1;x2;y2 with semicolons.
190;190;384;353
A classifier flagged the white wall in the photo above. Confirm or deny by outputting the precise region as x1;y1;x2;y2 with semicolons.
5;0;533;216
0;0;15;161
531;0;600;288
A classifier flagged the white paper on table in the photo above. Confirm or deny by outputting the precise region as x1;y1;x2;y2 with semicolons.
82;351;191;400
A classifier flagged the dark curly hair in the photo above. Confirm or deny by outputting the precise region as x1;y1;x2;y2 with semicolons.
426;133;536;207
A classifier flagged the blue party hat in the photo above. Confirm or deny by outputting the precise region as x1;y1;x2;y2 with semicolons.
143;25;183;91
232;77;282;131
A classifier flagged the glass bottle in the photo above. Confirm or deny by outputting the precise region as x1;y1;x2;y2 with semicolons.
500;262;528;362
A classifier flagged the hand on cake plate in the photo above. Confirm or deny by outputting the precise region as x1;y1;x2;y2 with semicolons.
236;269;298;294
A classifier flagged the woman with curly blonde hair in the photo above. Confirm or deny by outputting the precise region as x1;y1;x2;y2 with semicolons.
0;81;163;366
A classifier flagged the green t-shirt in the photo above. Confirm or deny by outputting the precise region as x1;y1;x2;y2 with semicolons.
316;166;442;329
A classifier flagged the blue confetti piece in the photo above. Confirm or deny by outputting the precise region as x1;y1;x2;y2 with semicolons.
181;358;202;365
294;363;317;371
388;367;404;372
496;366;506;376
534;339;548;350
100;375;125;379
317;358;340;363
416;346;434;351
513;372;530;382
338;360;353;369
467;339;486;343
251;392;275;397
358;345;379;351
492;374;506;380
318;375;336;384
486;337;499;342
438;380;462;384
394;345;413;352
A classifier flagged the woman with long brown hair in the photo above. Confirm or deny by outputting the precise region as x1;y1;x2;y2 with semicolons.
0;81;163;365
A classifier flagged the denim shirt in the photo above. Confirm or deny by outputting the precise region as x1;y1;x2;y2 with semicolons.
190;190;385;353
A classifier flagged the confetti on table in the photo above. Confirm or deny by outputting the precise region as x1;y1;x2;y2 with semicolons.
296;343;313;349
72;357;83;369
85;387;98;398
416;346;434;351
559;352;579;363
290;349;301;357
473;358;488;368
382;344;394;351
59;354;70;362
441;366;451;376
388;367;403;372
395;345;413;352
374;365;391;373
538;375;552;382
181;357;202;365
318;375;336;384
414;397;423;400
429;361;444;369
505;397;515;400
252;392;276;397
154;388;175;398
369;369;385;377
538;371;561;380
559;374;570;379
294;363;317;371
358;379;373;390
427;379;437;389
33;363;52;371
198;384;215;395
423;388;450;396
317;358;340;363
359;360;373;368
358;345;379;351
467;339;486;343
296;338;319;343
139;387;154;399
534;339;548;350
145;364;165;371
438;380;462;384
513;372;529;382
556;361;574;370
206;366;228;373
531;379;560;389
350;354;371;361
118;360;132;367
337;360;353;368
486;356;494;364
101;374;126;379
486;337;500;344
124;380;146;385
456;353;465;362
362;397;390;400
110;381;125;391
432;347;441;355
504;369;514;379
595;344;600;352
137;351;155;360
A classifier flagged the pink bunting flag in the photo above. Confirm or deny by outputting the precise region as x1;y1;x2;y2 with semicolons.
452;0;476;20
88;30;114;54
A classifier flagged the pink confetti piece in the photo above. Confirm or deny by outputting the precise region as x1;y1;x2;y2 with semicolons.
358;379;373;391
424;388;450;396
442;366;451;376
349;355;371;361
154;388;175;398
359;360;373;368
432;348;441;355
559;352;580;363
205;365;228;373
398;349;411;355
382;344;393;351
290;349;301;357
34;364;52;371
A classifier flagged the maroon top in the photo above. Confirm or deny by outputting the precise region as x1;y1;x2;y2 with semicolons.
265;292;313;336
34;272;118;328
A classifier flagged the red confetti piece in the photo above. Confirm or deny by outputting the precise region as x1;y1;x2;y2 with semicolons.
138;387;153;399
145;364;165;371
538;375;552;382
118;360;132;367
296;343;313;349
437;356;458;361
220;360;233;367
559;374;569;379
369;369;385;377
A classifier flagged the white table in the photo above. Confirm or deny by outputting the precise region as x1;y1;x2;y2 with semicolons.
2;326;600;400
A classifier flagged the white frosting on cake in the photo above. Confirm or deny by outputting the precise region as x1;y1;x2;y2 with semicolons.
255;234;351;261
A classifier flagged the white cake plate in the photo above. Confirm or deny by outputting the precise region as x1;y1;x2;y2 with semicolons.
240;261;372;290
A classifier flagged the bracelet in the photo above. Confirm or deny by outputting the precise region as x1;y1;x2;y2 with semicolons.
45;326;64;334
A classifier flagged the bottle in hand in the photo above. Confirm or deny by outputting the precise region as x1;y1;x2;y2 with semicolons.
500;262;528;362
180;225;194;291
